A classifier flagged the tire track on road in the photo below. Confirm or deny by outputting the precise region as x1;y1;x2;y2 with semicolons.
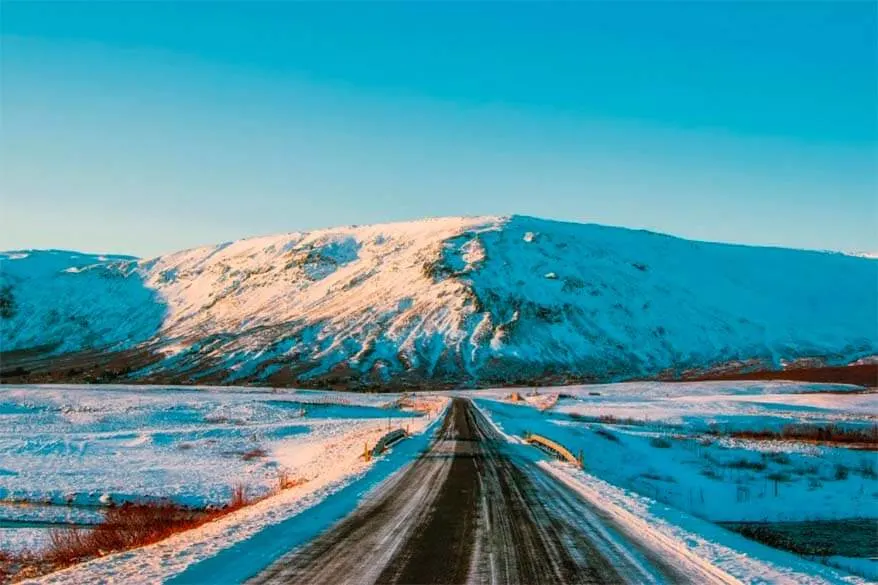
249;398;726;585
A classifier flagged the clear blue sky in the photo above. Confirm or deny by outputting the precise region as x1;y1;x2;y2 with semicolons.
1;1;876;257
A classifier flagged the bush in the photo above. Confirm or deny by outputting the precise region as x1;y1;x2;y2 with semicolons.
762;452;791;465
649;436;672;448
766;472;791;483
593;427;619;442
598;415;645;426
230;483;248;508
241;447;267;461
857;458;877;479
701;467;721;480
726;458;767;471
794;463;819;476
834;464;849;481
46;502;213;566
277;470;306;491
731;424;878;445
41;486;257;575
728;524;833;557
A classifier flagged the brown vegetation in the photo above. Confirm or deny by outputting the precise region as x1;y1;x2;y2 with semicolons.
728;423;878;448
0;486;259;583
689;363;878;388
277;470;307;491
240;447;268;461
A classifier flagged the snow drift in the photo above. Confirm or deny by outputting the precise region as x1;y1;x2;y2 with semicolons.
1;216;876;388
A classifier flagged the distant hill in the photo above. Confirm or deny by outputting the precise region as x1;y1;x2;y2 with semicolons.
2;216;876;389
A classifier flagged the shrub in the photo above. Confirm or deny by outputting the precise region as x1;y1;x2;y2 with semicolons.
726;458;767;471
640;472;676;483
597;415;645;426
731;424;878;446
728;524;833;557
701;467;721;480
834;464;849;481
857;458;877;479
762;452;792;465
593;427;619;442
649;436;672;449
277;470;306;491
241;447;268;461
766;472;791;483
794;463;819;476
230;483;248;509
44;499;238;568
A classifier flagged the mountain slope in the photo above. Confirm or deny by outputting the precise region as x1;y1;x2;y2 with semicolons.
2;216;876;388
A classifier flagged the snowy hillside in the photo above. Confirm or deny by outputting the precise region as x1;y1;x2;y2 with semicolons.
1;216;876;389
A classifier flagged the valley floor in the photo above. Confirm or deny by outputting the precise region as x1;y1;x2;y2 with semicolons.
0;381;875;584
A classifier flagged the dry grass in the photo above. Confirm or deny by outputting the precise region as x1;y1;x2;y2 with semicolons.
44;499;247;567
566;413;648;426
1;485;257;583
229;483;249;508
240;447;268;461
277;470;307;491
729;423;878;448
0;551;13;582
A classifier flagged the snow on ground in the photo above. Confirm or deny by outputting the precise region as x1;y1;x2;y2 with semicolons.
472;382;877;524
544;463;868;585
0;384;444;563
0;528;48;554
480;380;875;432
550;381;876;432
470;383;878;583
3;216;876;387
24;397;448;585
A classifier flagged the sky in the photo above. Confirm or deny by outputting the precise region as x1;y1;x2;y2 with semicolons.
1;1;876;257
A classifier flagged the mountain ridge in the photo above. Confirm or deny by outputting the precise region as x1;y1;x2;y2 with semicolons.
2;215;876;389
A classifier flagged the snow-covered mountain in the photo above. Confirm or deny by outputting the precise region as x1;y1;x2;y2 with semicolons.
2;216;876;389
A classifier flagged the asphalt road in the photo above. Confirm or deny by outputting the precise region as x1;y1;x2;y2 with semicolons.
249;398;728;585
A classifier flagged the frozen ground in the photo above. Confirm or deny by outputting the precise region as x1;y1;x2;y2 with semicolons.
497;380;876;431
543;463;870;585
0;384;442;559
3;382;874;584
472;381;877;523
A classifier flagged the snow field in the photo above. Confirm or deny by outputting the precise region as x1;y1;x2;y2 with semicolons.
472;381;877;581
0;385;445;567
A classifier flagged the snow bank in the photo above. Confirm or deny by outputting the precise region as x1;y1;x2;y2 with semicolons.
545;464;868;585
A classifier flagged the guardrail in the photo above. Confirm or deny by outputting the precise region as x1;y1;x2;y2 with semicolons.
363;429;409;461
524;432;583;467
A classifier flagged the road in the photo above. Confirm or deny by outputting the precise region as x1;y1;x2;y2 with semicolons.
249;398;728;585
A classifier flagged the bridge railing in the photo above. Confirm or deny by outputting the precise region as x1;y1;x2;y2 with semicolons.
524;432;583;467
366;428;408;459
